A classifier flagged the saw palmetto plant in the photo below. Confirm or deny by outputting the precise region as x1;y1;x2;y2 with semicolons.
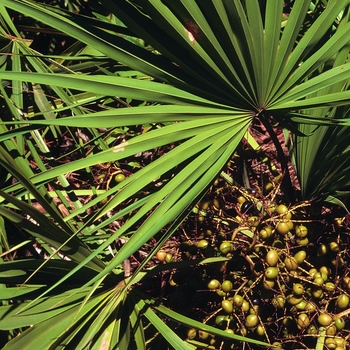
0;0;349;349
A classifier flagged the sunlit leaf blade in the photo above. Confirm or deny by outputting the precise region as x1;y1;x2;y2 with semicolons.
133;290;270;347
0;0;186;87
269;0;350;101
0;71;224;107
103;0;250;106
143;307;195;350
290;10;350;200
244;0;264;103
270;65;350;109
0;105;248;128
0;114;251;197
73;290;126;349
1;290;113;349
0;285;44;300
129;305;146;350
262;0;284;99
0;288;94;330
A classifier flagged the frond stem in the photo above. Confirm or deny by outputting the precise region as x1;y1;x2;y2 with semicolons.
259;113;294;202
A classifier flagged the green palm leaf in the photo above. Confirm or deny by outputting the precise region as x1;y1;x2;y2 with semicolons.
0;0;350;349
